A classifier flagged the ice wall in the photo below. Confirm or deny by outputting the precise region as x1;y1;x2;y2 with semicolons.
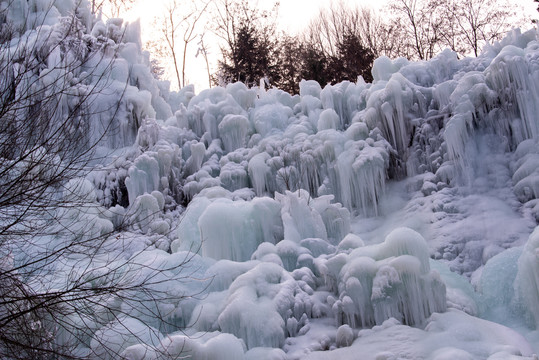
11;0;539;221
511;139;539;221
80;25;539;357
117;80;391;214
171;189;349;262
0;0;170;158
198;197;282;262
112;28;539;220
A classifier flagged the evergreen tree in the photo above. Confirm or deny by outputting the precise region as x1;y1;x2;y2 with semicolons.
330;32;375;83
275;34;303;94
218;23;279;87
213;0;280;88
299;47;330;87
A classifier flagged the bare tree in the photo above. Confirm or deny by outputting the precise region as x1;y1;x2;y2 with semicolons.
303;1;355;59
145;37;168;80
91;0;135;18
300;2;375;84
387;0;529;60
0;1;199;358
442;0;520;56
196;33;213;89
302;1;401;60
435;0;469;56
161;1;182;90
388;0;445;60
159;0;212;89
356;7;410;59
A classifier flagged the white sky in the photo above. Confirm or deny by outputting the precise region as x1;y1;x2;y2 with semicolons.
277;0;386;34
122;0;537;92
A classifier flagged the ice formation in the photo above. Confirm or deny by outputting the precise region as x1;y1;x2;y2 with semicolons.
514;227;539;328
4;0;539;358
318;228;446;328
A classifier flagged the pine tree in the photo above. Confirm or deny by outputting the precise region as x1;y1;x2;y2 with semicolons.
331;32;375;83
217;23;279;87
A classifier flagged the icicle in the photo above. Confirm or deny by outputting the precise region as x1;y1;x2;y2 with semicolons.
248;152;271;196
218;114;250;152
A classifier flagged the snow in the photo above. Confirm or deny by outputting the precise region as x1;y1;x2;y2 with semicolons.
90;316;162;360
305;310;534;360
132;331;247;360
4;0;539;358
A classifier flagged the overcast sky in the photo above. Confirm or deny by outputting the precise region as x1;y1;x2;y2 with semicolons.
277;0;387;34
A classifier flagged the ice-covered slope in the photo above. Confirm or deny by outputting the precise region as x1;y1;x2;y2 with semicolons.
3;0;539;357
94;26;539;358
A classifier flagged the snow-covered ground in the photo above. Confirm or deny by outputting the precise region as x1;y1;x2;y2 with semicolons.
3;0;539;359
